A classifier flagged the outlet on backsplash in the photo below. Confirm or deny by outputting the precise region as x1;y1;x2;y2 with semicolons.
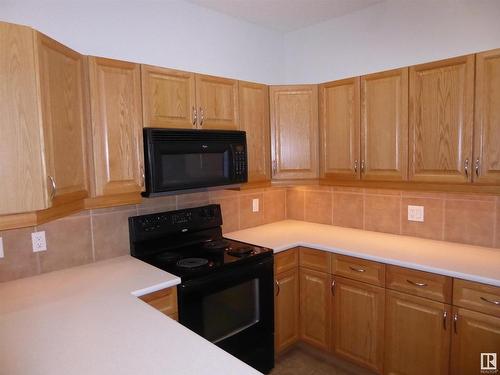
252;198;260;213
0;237;4;258
407;205;424;222
31;231;47;252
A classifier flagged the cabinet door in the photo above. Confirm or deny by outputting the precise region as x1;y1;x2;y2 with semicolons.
361;68;408;181
319;78;360;181
0;22;47;215
333;276;385;373
36;33;89;206
87;57;144;197
474;49;500;184
275;268;300;354
195;74;239;130
409;55;474;183
270;85;319;180
299;267;330;351
239;81;270;184
451;307;500;375
141;65;196;129
385;290;451;375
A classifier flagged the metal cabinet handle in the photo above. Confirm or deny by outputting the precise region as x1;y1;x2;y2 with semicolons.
192;106;197;127
361;160;365;173
275;279;280;296
140;166;145;188
407;279;428;287
48;175;56;200
349;266;366;273
331;279;336;296
272;160;277;176
199;107;204;126
480;296;500;306
475;158;480;177
443;311;447;330
354;160;358;174
453;313;458;334
464;158;469;178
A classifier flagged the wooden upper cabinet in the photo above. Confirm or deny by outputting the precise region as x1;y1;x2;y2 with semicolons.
474;49;500;184
195;74;239;130
270;85;319;180
238;81;270;184
361;68;408;181
275;268;300;354
319;78;360;181
141;65;196;129
36;32;89;206
87;57;144;198
409;55;475;183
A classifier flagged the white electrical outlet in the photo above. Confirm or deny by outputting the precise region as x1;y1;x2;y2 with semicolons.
408;205;424;222
0;237;4;259
252;198;260;213
32;231;47;252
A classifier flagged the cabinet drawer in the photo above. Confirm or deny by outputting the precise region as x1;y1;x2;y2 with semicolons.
139;287;178;316
453;279;500;318
331;254;385;287
275;248;299;274
299;247;330;273
386;265;452;303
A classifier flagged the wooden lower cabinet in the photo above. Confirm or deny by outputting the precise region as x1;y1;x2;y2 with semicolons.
299;267;331;351
451;307;500;375
332;276;385;374
139;287;178;320
275;268;300;354
385;290;451;375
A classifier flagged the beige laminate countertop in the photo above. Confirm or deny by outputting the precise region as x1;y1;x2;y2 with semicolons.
225;220;500;287
0;256;261;375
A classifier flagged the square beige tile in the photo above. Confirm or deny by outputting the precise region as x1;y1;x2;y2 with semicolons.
176;192;210;209
239;193;264;229
287;189;305;220
137;196;176;215
38;216;93;273
401;197;444;241
364;194;401;235
333;192;364;229
211;197;240;234
304;190;332;225
263;189;286;224
0;227;39;283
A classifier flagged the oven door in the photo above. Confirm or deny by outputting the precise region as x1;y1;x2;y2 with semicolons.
177;256;274;374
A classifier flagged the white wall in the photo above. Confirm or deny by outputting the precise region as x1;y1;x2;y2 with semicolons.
0;0;284;84
283;0;500;84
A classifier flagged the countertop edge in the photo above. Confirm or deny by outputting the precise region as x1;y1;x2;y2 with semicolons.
131;278;182;297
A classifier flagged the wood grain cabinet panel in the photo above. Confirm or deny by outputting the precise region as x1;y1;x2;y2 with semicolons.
453;279;500;318
275;248;299;275
87;57;144;198
270;85;319;180
238;81;271;184
299;267;331;351
450;307;500;375
331;254;385;287
319;78;360;181
474;49;500;184
299;247;330;273
409;55;474;183
275;268;300;354
195;74;239;130
385;290;451;375
139;287;178;317
361;68;408;181
141;65;196;129
333;276;385;374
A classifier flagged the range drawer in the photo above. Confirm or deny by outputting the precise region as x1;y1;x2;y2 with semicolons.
454;279;500;318
299;247;330;273
139;287;178;318
275;248;299;274
331;254;385;287
386;265;452;303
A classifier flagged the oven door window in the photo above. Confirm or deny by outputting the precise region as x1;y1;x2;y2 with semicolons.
202;279;260;343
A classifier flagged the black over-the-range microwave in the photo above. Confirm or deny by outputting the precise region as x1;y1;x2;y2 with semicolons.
142;128;248;197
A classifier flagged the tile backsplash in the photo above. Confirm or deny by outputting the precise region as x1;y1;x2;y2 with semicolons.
0;187;286;283
287;186;499;249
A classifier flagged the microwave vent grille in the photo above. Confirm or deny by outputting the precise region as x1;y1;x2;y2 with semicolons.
148;129;245;143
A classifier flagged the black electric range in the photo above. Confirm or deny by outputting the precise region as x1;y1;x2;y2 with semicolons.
129;204;275;374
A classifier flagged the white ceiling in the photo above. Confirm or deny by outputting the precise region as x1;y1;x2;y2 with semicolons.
186;0;384;32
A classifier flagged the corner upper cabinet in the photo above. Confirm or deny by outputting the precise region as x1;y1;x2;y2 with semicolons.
361;68;408;181
0;22;88;220
195;74;239;130
86;57;144;204
270;85;319;180
473;49;500;184
319;78;360;181
409;55;475;183
239;81;271;184
141;65;196;129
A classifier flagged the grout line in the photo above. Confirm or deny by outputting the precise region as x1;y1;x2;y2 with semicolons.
399;193;403;235
441;198;446;241
362;191;366;230
89;214;96;263
493;197;498;247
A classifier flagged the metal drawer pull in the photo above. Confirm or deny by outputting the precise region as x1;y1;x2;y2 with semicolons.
443;311;447;330
192;106;197;127
48;175;57;200
349;266;366;273
464;158;469;178
453;313;458;334
480;296;500;306
331;280;336;296
354;160;358;174
275;279;280;296
406;279;427;287
475;158;480;177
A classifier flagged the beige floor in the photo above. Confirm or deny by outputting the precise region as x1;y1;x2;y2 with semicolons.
270;344;375;375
